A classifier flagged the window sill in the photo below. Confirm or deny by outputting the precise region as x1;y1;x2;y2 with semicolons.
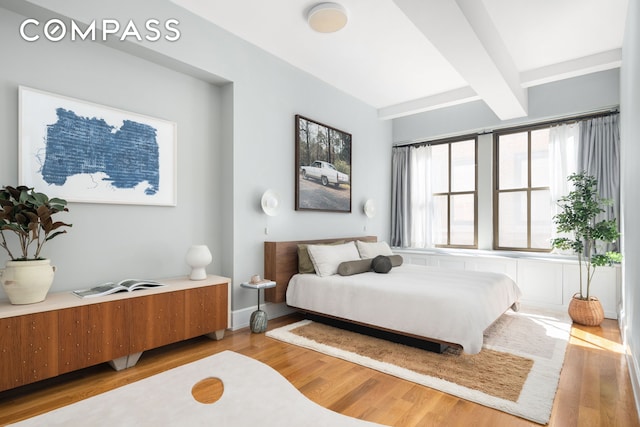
391;246;616;265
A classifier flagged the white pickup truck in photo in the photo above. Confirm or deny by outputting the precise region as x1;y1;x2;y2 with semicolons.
300;160;349;187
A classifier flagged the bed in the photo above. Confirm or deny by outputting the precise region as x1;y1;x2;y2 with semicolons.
264;236;522;354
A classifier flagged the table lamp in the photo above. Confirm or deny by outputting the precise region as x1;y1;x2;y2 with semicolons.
185;244;212;280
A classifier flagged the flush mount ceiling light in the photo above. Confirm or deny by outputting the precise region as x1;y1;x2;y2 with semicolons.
307;2;348;33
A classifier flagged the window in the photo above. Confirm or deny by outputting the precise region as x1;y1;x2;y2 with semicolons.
494;127;553;251
432;137;477;248
392;111;615;253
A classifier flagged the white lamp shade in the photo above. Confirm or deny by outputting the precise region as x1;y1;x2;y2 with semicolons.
261;190;280;216
308;3;348;33
185;245;212;280
364;199;376;218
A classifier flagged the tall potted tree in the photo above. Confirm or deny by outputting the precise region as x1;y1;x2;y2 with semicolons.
552;172;622;326
0;186;72;304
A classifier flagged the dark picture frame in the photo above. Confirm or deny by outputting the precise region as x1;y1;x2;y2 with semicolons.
295;115;352;212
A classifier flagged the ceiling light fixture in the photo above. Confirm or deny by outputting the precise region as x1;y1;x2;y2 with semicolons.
307;2;348;33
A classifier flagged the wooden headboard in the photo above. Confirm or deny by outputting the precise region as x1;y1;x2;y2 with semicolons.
264;236;377;303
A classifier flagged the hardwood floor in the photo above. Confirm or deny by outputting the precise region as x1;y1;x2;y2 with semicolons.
0;314;637;426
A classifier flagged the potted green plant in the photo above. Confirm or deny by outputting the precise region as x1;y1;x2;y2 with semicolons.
552;172;622;326
0;185;72;304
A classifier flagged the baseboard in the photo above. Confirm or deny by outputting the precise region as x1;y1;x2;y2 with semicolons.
520;299;619;320
626;351;640;421
620;311;640;422
230;302;295;331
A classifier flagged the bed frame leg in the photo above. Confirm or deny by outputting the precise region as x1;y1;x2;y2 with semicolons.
305;313;450;354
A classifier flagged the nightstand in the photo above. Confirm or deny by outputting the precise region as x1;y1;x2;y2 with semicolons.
240;280;276;333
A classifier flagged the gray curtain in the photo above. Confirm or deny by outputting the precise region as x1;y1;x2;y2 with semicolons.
578;113;620;252
390;146;411;247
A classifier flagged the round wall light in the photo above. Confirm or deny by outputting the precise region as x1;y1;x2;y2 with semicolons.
261;189;280;216
364;199;376;218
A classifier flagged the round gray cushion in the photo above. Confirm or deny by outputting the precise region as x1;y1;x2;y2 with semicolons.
371;255;392;273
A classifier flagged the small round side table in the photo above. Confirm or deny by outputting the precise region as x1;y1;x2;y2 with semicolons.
240;280;276;333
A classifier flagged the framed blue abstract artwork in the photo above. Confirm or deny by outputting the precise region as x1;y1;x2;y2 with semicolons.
19;86;177;206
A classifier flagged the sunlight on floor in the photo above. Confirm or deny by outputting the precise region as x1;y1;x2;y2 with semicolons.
570;327;626;354
524;311;572;340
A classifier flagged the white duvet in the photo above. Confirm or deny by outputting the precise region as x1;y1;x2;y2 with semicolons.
286;264;522;354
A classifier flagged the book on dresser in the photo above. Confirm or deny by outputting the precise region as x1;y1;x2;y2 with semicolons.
72;279;167;298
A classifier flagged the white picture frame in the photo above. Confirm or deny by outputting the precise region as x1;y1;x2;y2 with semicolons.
19;86;177;206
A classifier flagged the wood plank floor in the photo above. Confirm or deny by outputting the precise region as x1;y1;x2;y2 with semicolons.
0;314;637;426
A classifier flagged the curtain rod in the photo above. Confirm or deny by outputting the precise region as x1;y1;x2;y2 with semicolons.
393;106;619;148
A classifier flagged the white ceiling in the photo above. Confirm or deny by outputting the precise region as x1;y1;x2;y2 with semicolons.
170;0;628;120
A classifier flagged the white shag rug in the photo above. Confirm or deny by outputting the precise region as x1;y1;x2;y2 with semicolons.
267;306;571;425
10;350;385;427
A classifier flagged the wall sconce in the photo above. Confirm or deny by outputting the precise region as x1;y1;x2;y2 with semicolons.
261;189;280;235
261;189;280;216
364;199;376;218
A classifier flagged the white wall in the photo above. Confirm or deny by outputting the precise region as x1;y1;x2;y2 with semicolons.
0;1;392;320
397;249;621;319
620;0;640;413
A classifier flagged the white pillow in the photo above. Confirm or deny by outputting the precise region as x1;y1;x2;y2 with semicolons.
356;240;393;259
307;241;361;277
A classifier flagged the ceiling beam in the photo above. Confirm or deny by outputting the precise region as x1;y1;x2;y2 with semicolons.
379;49;622;120
394;0;528;120
520;49;622;88
378;86;479;120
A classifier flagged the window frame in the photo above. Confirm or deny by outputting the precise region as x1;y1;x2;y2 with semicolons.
493;124;553;252
431;135;478;249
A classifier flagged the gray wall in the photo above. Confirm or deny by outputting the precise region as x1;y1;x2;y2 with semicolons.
0;1;392;315
393;69;620;143
621;0;640;410
0;7;223;295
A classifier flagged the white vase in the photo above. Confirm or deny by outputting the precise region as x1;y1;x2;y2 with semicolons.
185;245;212;280
0;259;56;305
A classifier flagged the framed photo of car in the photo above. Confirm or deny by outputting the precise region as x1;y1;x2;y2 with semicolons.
295;115;352;212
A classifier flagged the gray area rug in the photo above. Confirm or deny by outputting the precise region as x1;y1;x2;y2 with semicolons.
10;350;384;427
267;306;571;424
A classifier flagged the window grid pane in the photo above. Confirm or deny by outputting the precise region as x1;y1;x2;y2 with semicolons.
498;132;528;190
431;144;449;194
450;193;475;246
498;191;528;248
433;195;448;245
451;140;475;192
432;138;477;248
530;189;552;249
495;126;553;252
531;128;550;188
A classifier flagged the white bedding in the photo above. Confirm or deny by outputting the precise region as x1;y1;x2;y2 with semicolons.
286;264;522;354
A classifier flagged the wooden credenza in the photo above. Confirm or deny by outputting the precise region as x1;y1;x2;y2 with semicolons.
0;275;230;392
